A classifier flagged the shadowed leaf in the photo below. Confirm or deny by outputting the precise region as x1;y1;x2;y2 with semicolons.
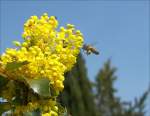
26;78;51;98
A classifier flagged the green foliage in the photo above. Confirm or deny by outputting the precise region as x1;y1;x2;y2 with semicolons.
123;88;150;116
26;78;51;98
0;61;66;115
59;54;99;116
1;55;149;116
60;57;149;116
95;59;149;116
75;54;99;116
95;59;122;116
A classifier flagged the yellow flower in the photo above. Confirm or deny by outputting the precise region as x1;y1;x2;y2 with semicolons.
0;13;84;114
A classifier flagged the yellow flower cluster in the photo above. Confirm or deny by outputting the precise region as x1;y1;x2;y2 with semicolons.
0;13;84;91
14;102;39;115
41;100;58;116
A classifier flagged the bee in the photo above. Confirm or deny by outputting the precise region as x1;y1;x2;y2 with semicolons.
82;44;99;55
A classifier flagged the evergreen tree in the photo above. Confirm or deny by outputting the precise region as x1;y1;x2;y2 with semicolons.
122;88;150;116
59;54;99;116
60;70;86;116
95;59;149;116
59;57;149;116
95;59;123;116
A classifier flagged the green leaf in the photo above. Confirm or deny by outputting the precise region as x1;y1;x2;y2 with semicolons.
6;61;29;70
0;102;11;115
26;78;51;98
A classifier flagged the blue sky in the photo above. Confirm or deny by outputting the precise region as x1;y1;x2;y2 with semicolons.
0;0;149;114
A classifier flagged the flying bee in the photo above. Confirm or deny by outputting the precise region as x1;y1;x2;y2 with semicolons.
82;44;99;55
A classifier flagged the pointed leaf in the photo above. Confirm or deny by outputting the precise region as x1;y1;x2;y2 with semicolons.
26;78;51;98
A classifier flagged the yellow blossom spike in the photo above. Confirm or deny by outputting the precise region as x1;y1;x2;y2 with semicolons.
0;13;84;114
